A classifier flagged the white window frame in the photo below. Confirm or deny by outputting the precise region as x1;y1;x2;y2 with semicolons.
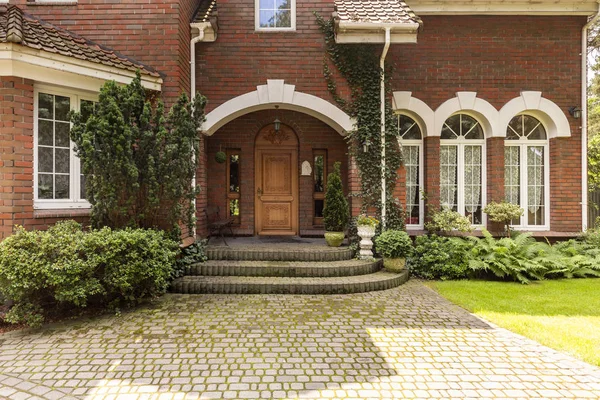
34;85;96;210
255;0;296;31
504;116;550;231
440;114;487;227
397;114;424;230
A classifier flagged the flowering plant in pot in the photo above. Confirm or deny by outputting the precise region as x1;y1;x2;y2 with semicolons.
375;230;413;272
356;214;379;258
322;162;349;247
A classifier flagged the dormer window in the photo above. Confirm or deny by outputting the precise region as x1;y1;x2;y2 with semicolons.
256;0;296;31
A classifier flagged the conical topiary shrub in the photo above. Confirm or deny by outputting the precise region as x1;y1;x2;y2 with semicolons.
322;162;349;246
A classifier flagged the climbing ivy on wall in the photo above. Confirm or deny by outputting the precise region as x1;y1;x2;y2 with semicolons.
316;14;404;229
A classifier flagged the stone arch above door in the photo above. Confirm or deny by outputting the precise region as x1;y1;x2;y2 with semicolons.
201;80;354;136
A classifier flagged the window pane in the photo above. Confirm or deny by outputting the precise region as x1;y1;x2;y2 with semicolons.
38;120;53;146
260;0;276;8
38;174;54;199
229;199;240;217
275;10;291;27
398;115;422;140
504;146;521;206
259;10;275;27
440;145;458;211
404;145;420;225
229;154;240;193
55;148;70;174
314;199;324;218
464;146;482;224
527;146;545;226
314;155;324;192
38;93;54;119
55;95;70;121
80;174;87;200
441;115;459;139
276;0;290;9
38;147;53;173
55;175;70;199
55;122;71;147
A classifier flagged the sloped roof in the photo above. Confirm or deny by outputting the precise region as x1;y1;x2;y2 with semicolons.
192;0;218;23
334;0;422;25
0;5;160;78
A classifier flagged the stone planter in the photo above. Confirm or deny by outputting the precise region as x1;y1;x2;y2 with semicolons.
383;258;406;272
357;225;376;259
324;231;345;247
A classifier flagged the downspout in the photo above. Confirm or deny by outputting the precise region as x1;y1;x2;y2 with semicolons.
380;27;391;229
582;1;600;232
190;27;206;239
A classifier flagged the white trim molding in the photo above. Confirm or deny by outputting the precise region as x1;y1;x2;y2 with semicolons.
434;92;499;137
392;91;435;137
0;43;163;92
202;80;354;136
255;0;297;32
499;92;571;139
408;0;599;16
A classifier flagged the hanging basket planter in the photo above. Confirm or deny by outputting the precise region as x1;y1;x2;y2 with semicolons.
215;151;227;164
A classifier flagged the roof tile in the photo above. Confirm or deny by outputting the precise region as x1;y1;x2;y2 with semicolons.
334;0;422;25
192;0;218;23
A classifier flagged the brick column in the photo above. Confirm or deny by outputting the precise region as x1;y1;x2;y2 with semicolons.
196;134;209;237
424;136;440;219
550;137;581;232
394;165;407;209
0;77;34;240
486;137;505;233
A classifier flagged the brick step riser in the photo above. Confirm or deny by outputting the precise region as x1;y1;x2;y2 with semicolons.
171;270;409;295
206;248;354;262
184;260;382;278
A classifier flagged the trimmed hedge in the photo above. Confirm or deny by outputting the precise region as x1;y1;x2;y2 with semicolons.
0;221;178;326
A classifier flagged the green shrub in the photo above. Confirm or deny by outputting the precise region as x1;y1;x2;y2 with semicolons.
483;201;524;237
409;235;470;280
323;162;349;231
375;230;413;259
466;230;549;284
0;221;178;327
173;240;208;279
425;208;472;234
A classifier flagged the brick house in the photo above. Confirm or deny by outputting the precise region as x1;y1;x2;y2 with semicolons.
0;0;597;241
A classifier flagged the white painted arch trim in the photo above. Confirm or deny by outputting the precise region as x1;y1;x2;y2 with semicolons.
392;91;435;137
202;80;354;136
499;91;571;139
434;92;500;138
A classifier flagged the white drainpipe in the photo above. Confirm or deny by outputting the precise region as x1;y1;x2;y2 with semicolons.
380;27;391;229
190;26;206;239
582;1;600;232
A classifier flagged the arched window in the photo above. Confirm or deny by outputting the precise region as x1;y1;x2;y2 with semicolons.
398;115;423;227
505;115;549;228
440;114;485;225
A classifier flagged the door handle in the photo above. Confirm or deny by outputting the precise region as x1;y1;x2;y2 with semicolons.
257;188;263;197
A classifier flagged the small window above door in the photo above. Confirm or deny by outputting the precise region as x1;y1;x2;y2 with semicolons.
256;0;296;31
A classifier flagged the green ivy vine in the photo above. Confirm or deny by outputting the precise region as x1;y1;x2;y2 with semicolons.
315;14;404;229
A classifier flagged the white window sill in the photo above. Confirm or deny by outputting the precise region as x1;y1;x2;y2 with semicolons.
30;1;78;4
34;208;91;219
34;201;91;211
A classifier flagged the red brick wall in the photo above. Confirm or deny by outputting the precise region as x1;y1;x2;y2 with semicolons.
206;110;347;235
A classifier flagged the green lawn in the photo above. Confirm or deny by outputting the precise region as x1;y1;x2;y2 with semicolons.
428;279;600;366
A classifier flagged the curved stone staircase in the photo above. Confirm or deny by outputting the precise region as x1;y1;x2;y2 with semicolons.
170;238;409;295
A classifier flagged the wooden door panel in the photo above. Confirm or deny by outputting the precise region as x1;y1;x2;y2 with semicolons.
257;150;296;234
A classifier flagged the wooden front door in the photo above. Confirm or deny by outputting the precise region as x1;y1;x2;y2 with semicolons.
255;124;298;235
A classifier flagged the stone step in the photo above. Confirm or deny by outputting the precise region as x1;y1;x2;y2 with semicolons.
184;259;382;277
206;246;353;262
170;270;409;295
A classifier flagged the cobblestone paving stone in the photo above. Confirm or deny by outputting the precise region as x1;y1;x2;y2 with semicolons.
0;280;599;399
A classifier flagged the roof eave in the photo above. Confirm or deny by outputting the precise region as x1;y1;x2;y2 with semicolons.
334;20;421;44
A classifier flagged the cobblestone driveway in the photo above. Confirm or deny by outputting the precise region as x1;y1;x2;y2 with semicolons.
0;280;599;400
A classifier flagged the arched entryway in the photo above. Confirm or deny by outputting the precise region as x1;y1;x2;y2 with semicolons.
255;123;299;235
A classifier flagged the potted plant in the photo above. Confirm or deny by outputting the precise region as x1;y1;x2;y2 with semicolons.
483;201;524;237
375;230;413;272
322;162;349;247
356;214;379;259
